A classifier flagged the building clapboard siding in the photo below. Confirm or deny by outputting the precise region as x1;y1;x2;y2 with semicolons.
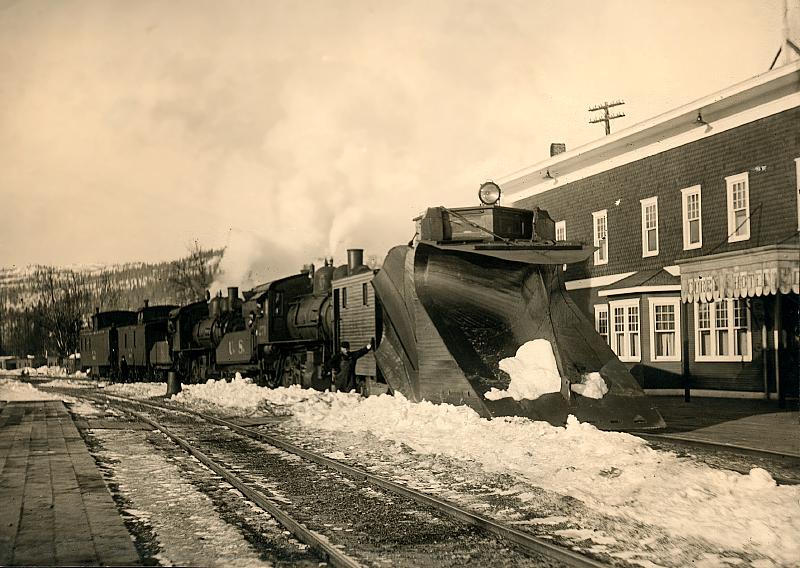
500;60;800;403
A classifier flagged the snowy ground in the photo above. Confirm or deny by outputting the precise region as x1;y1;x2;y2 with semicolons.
3;375;799;566
0;376;315;567
113;377;800;567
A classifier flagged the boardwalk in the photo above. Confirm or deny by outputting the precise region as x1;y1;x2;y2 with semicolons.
0;400;139;566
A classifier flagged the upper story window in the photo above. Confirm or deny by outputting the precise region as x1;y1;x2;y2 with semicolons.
726;172;750;242
640;196;659;257
795;158;799;231
695;299;752;362
342;287;348;309
555;220;566;241
649;297;681;362
594;304;609;345
362;282;369;306
681;185;702;250
592;210;608;266
609;299;640;362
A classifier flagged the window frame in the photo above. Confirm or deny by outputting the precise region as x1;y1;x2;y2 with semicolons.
680;185;703;251
592;209;608;266
555;220;566;241
608;298;641;363
342;287;348;309
725;172;750;243
795;158;799;231
693;299;752;362
594;304;609;345
648;297;682;362
640;196;659;257
362;282;369;306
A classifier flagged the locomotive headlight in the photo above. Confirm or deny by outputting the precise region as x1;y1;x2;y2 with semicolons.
478;181;501;205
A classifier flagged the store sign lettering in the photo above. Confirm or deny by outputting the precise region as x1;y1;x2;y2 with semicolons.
683;266;799;299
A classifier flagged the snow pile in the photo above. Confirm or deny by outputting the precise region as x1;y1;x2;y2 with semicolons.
485;339;562;401
173;379;323;414
0;378;65;401
0;365;72;377
570;372;609;399
42;378;95;389
104;382;168;399
166;382;800;566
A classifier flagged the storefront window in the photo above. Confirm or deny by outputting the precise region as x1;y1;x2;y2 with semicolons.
694;299;752;362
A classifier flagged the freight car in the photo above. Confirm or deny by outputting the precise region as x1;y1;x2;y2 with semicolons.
80;303;176;380
116;300;177;380
79;309;138;378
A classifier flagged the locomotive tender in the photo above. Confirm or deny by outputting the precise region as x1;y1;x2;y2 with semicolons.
80;186;665;431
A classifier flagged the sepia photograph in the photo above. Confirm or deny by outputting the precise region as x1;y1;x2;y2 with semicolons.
1;0;798;566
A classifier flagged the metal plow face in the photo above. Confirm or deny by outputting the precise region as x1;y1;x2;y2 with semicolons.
374;243;665;431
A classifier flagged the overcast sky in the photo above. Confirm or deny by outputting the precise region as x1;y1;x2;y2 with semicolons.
0;0;784;283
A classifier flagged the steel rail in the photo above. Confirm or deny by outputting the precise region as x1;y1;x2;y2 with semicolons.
101;393;609;568
120;405;365;568
637;432;800;485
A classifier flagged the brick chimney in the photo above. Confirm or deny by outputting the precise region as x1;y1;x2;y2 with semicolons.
550;143;566;157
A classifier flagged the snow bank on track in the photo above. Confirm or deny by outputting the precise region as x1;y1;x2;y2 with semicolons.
173;379;323;413
104;382;168;399
485;339;562;401
83;375;799;564
236;386;798;566
42;378;95;389
0;378;65;401
0;366;86;379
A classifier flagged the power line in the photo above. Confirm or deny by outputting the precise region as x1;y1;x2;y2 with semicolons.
589;100;625;135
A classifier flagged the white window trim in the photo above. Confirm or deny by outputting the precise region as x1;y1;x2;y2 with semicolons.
680;185;703;251
725;172;750;243
592;209;608;266
609;298;641;363
594;304;609;345
795;158;799;231
555;220;566;241
648;297;682;362
693;299;753;363
640;196;659;257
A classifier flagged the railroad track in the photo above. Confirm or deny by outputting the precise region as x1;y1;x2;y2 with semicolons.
636;432;800;486
65;388;610;568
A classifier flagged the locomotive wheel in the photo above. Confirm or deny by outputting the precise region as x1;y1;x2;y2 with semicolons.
281;354;304;387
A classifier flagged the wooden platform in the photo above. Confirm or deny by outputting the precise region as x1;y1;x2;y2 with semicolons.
0;401;140;566
652;396;800;457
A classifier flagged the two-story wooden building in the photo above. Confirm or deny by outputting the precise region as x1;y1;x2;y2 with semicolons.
500;61;800;404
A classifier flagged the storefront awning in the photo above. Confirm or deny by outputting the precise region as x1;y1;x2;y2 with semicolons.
678;244;800;303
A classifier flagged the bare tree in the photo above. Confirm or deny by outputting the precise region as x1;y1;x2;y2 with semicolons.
168;241;220;303
31;267;90;358
91;270;124;311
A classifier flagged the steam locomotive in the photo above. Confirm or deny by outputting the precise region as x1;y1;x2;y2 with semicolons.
80;186;666;431
166;248;379;391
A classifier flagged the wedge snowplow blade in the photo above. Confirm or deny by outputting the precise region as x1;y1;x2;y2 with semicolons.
374;242;665;431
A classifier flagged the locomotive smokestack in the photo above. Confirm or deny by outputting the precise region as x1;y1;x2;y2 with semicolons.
347;249;364;273
227;287;238;311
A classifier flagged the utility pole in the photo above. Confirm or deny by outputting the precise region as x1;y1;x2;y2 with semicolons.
589;100;626;135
